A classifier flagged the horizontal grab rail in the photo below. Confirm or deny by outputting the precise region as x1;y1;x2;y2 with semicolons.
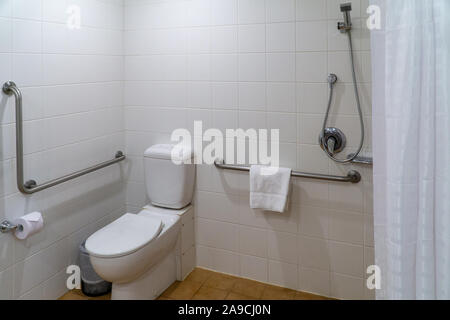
2;81;126;195
22;151;126;194
348;154;373;165
214;160;361;184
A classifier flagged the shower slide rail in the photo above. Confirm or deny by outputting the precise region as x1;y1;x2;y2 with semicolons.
2;81;126;195
214;160;362;184
348;154;373;166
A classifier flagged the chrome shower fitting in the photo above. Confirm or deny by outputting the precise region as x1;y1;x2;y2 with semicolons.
327;73;338;87
319;127;347;155
338;3;353;33
319;74;347;156
320;2;366;164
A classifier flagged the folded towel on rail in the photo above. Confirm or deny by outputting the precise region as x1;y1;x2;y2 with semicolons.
250;166;292;213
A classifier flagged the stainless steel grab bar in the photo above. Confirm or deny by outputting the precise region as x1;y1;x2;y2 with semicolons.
348;153;373;165
214;160;361;183
2;81;126;195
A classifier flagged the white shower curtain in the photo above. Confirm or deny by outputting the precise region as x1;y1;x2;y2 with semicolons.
371;0;450;299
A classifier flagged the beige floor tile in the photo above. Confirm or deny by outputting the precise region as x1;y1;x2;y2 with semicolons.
162;280;202;300
231;279;266;299
225;292;258;300
89;293;112;300
161;281;181;297
60;270;332;301
59;290;110;301
293;291;330;300
192;286;228;300
204;273;239;291
261;285;297;300
185;268;215;284
59;291;86;300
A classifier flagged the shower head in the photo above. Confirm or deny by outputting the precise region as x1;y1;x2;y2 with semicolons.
338;3;352;33
340;3;352;13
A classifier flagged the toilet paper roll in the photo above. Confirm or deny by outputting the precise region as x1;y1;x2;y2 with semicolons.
13;212;44;240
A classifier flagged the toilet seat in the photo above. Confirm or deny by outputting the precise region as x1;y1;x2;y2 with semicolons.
86;214;163;259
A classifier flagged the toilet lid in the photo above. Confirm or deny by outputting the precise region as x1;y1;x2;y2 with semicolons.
85;213;163;258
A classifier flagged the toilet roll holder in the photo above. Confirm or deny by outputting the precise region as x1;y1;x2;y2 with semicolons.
0;221;23;234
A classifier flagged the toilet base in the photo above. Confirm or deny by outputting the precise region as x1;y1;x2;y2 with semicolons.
111;250;177;300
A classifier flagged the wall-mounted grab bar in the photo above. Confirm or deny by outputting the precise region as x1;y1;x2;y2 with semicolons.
214;160;361;183
348;154;373;166
2;81;126;195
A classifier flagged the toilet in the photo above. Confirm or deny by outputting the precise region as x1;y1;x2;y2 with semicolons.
85;144;196;300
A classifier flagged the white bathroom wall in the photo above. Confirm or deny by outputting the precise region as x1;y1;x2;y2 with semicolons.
124;0;374;300
0;0;125;299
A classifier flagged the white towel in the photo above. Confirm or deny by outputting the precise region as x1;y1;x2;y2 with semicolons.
250;166;292;213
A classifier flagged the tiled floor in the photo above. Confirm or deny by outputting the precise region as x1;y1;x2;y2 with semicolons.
60;290;111;300
60;268;331;300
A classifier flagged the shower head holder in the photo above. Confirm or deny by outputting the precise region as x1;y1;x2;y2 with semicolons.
338;2;353;33
328;74;338;85
340;3;352;12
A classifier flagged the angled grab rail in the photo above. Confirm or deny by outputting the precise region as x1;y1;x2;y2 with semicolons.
214;160;361;184
2;81;126;195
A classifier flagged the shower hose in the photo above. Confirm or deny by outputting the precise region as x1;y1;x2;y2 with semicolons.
321;30;365;164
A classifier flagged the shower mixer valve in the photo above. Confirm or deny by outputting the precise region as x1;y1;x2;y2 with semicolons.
320;73;347;156
319;127;347;155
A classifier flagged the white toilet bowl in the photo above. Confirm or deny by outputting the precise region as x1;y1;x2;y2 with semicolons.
85;144;196;300
86;205;190;300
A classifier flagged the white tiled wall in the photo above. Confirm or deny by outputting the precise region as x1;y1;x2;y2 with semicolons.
0;0;373;300
0;0;125;299
124;0;374;300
